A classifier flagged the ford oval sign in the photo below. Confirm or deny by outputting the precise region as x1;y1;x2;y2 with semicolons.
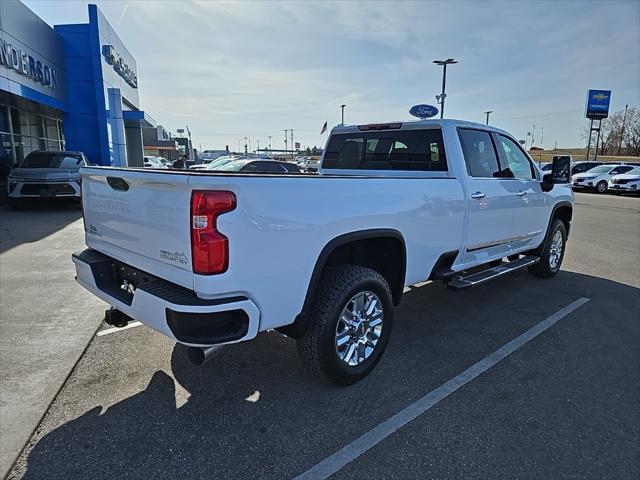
409;104;439;119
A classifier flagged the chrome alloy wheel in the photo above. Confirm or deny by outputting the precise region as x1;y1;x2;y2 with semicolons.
335;291;384;366
549;229;564;269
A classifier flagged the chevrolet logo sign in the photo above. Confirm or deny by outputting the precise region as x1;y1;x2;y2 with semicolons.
592;93;608;101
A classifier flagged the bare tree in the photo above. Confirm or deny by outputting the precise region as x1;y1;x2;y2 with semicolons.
580;107;640;157
624;107;640;156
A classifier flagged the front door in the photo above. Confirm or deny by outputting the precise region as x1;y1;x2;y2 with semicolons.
493;133;548;250
458;128;517;265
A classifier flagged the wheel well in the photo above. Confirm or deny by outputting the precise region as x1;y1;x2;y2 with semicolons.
554;204;572;234
322;236;406;305
277;230;406;339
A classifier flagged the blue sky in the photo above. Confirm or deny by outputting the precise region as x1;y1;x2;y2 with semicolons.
25;0;640;151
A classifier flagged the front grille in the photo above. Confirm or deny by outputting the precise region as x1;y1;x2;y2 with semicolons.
20;183;76;196
613;178;632;185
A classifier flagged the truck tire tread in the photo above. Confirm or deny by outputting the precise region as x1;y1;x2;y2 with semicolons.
528;218;566;278
296;264;393;385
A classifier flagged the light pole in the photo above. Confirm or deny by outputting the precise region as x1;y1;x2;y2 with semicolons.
244;136;247;154
433;58;457;119
268;135;272;151
532;125;536;147
284;130;288;153
340;104;346;125
186;125;193;159
619;104;629;155
484;111;493;125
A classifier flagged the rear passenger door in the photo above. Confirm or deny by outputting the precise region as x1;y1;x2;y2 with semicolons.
458;128;517;264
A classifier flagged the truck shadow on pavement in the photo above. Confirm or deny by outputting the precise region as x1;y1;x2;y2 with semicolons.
0;202;81;254
11;271;640;480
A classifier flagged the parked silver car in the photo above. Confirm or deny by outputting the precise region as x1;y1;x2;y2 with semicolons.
7;150;88;208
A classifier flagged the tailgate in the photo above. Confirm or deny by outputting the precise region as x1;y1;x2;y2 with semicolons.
81;167;194;288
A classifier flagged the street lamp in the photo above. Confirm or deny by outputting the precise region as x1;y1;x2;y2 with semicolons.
433;58;457;119
484;111;493;125
340;104;346;125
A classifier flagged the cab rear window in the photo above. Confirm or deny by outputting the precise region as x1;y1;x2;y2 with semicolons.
323;129;447;172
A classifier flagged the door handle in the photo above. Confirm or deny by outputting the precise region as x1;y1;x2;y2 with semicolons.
516;191;527;197
471;192;486;199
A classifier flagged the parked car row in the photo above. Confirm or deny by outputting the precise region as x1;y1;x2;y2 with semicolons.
143;156;169;168
189;154;303;174
294;156;320;173
539;156;640;195
572;164;639;194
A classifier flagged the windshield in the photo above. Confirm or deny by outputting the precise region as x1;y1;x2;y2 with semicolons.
217;160;249;172
21;152;83;169
586;165;613;174
624;166;640;175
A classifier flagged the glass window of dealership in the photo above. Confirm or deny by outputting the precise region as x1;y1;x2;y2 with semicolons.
1;0;155;195
0;98;65;166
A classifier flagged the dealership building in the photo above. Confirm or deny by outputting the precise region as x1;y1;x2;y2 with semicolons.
1;0;156;191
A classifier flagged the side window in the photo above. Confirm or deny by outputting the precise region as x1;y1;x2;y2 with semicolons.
458;129;500;178
250;161;281;173
611;166;633;175
322;129;447;172
496;135;535;179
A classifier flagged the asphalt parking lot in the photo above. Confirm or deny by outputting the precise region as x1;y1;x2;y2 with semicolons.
2;192;639;480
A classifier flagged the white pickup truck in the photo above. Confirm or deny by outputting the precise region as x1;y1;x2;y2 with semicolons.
73;119;573;385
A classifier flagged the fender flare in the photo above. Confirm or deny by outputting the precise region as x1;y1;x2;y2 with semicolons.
277;228;406;339
532;201;573;255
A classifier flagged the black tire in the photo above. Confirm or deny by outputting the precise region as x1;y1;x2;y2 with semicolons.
528;219;567;278
596;180;607;194
296;265;394;386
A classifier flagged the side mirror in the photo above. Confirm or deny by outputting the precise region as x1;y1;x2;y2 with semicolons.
541;156;571;192
551;156;571;183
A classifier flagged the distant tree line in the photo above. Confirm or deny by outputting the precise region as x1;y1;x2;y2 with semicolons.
582;107;640;157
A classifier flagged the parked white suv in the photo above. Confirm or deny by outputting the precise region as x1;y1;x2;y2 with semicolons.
572;164;634;193
73;119;573;385
7;150;87;208
609;166;640;194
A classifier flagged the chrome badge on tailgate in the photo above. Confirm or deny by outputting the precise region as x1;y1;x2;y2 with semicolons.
160;250;189;266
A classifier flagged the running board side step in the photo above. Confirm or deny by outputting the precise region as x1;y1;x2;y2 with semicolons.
446;255;540;290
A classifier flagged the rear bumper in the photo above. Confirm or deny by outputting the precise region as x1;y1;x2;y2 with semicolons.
72;249;260;347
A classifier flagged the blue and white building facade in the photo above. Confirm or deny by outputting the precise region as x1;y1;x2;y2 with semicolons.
1;0;153;189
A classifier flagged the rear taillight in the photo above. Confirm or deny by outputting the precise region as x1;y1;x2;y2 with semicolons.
190;190;236;275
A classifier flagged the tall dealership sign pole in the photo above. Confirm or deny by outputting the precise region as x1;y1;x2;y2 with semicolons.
584;89;611;161
433;58;457;119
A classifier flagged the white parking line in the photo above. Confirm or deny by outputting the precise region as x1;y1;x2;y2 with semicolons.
294;297;590;480
96;321;143;337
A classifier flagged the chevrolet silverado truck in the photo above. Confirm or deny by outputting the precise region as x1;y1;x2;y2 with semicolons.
73;119;573;385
